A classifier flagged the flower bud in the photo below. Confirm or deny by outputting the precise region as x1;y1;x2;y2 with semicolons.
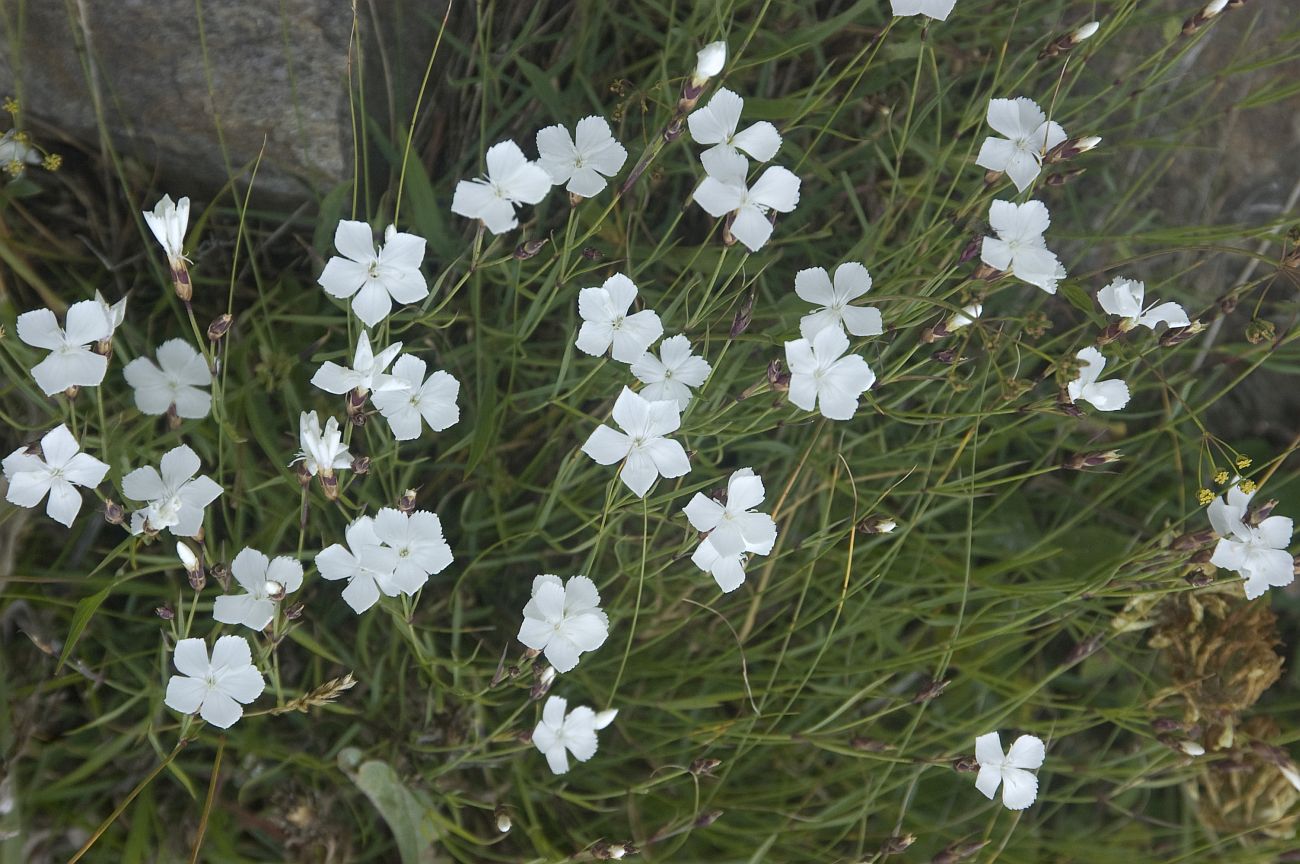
285;602;306;620
494;806;512;833
351;455;371;475
581;246;603;261
211;562;231;591
912;677;950;703
207;313;233;342
958;236;982;264
593;708;619;730
952;755;979;773
1182;0;1230;34
265;580;286;602
513;238;548;260
156;604;175;621
530;665;557;700
932;840;989;864
881;834;916;855
1159;320;1205;347
730;292;755;339
398;488;418;514
104;499;126;525
947;303;982;332
1063;449;1122;470
178;542;205;591
692;41;726;86
693;810;722;828
1038;21;1100;59
690;757;722;776
1180;740;1206;756
857;515;898;535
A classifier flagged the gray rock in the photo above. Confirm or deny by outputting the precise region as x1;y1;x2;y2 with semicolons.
0;0;356;199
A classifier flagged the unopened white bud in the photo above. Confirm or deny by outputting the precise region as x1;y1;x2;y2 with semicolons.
176;542;199;573
264;580;285;601
693;41;726;84
495;810;512;833
1203;0;1229;17
594;708;619;730
538;666;556;688
1281;763;1300;793
947;303;983;331
1074;135;1102;153
1072;21;1100;41
1179;740;1205;756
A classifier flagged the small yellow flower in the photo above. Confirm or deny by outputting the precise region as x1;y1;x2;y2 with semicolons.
12;130;30;145
1213;470;1229;485
1239;479;1257;495
3;159;23;177
1197;488;1214;506
2;97;17;114
1235;455;1252;469
41;153;62;171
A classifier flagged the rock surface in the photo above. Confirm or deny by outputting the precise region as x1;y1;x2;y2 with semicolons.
0;0;355;199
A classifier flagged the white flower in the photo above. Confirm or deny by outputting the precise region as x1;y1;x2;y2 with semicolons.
1207;482;1294;600
889;0;957;20
2;424;108;527
143;194;190;270
370;355;461;441
294;411;351;477
1096;277;1190;332
947;303;983;331
315;516;403;613
975;98;1068;192
688;88;782;164
163;635;265;729
980;199;1067;294
536;117;628;198
581;387;691;498
694;150;801;252
318;221;429;328
16;300;112;395
517;574;610;673
974;732;1045;810
784;326;876;421
122;444;222;537
94;291;128;336
575;273;664;364
630;334;712;409
1066;346;1130;412
451;140;553;235
176;541;200;574
123;339;212;419
0;130;40;169
690;538;751;593
532;695;615;775
310;331;403;397
372;507;453;593
213;548;304;631
693;41;727;83
794;263;884;340
683;468;777;557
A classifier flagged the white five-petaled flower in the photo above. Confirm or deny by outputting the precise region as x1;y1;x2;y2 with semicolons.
784;326;877;421
310;331;403;397
318;221;429;328
794;263;885;340
163;635;265;730
536;117;628;198
889;0;957;21
630;334;712;409
683;468;777;557
693;41;727;84
694;150;801;252
451;140;553;235
143;194;190;270
581;387;691;498
371;355;461;441
16;300;112;395
517;574;610;673
575;273;664;364
294;411;352;478
122;444;222;537
315;516;403;613
213;548;304;631
1207;482;1294;599
532;695;616;775
1096;277;1190;332
980;200;1067;294
1066;346;1130;412
2;424;108;527
123;338;213;419
975;98;1068;192
372;507;454;593
975;731;1046;810
688;88;782;164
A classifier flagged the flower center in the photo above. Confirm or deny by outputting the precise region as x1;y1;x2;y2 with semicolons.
154;493;184;528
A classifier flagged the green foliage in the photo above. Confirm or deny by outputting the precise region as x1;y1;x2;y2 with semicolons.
1;0;1299;861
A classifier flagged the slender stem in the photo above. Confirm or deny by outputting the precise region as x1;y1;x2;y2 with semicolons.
67;741;187;863
188;737;225;864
